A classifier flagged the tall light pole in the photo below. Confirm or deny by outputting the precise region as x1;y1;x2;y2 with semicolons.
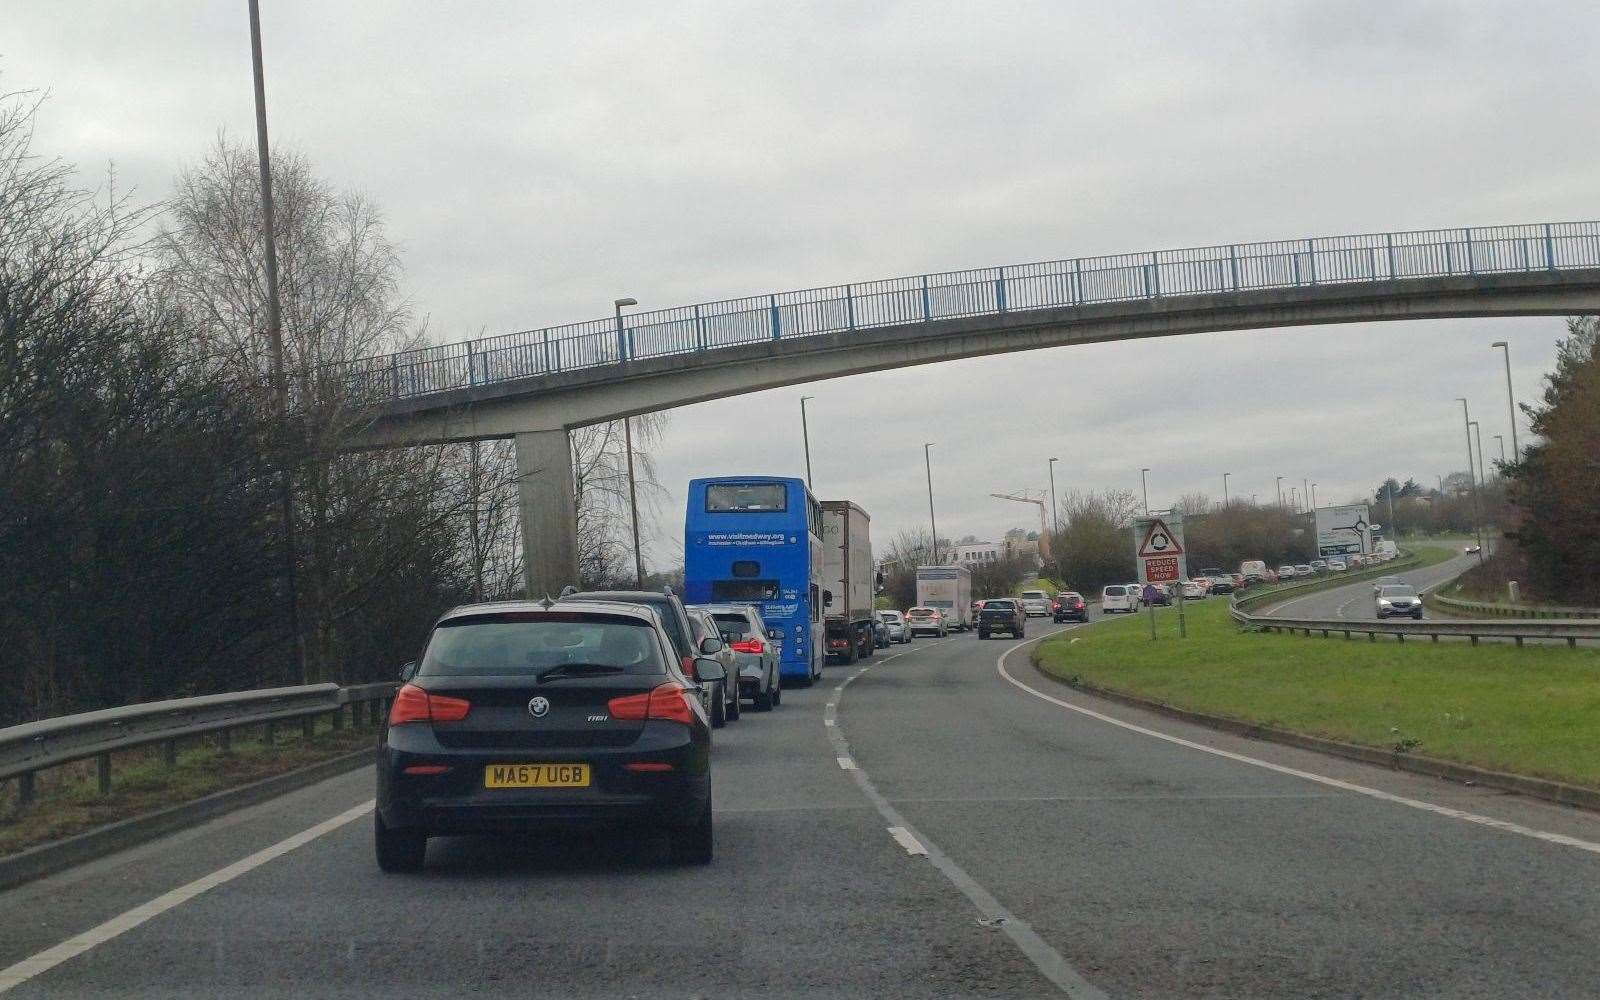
1303;478;1310;514
614;296;637;361
1457;397;1484;562
248;0;305;682
1494;434;1506;465
924;443;939;564
1140;468;1150;515
1047;457;1061;537
1469;420;1486;489
616;298;643;586
1222;472;1230;508
1276;476;1284;508
1491;341;1520;458
1310;482;1318;510
799;396;815;491
1290;487;1298;511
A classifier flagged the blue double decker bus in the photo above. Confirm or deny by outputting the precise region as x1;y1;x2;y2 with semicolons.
683;477;824;685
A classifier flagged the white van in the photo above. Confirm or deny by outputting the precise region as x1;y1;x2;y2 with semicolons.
1239;560;1268;582
1101;584;1139;614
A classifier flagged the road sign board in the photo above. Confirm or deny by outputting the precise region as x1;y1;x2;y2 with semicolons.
1315;504;1370;558
1133;515;1186;584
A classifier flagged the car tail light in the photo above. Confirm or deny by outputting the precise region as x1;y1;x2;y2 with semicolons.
608;681;696;726
625;761;675;773
731;638;765;654
402;764;451;776
388;684;472;726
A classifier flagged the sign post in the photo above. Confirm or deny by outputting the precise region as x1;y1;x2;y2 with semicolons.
1133;515;1186;639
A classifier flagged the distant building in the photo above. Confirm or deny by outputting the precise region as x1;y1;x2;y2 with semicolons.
948;541;1001;566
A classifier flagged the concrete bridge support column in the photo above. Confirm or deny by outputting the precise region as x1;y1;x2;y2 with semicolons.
515;428;579;598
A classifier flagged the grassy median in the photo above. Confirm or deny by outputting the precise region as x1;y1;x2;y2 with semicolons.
1033;557;1600;788
0;720;373;858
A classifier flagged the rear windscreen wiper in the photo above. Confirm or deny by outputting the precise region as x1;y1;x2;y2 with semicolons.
535;662;627;682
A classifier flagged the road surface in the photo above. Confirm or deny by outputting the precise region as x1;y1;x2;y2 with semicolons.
4;600;1599;997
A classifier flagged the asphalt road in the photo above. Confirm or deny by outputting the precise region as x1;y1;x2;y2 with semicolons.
5;601;1600;997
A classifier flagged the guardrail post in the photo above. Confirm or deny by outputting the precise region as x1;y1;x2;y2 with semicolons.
996;267;1008;311
844;286;856;331
465;340;477;386
1544;223;1556;269
97;753;111;795
1514;636;1524;648
302;715;316;741
1368;631;1376;642
1464;228;1475;274
331;705;344;731
1228;245;1239;290
1142;259;1152;297
18;771;35;805
1445;240;1454;273
921;275;931;321
1072;259;1083;304
1305;239;1316;283
264;721;275;746
769;295;781;340
163;739;177;767
1569;637;1578;649
1469;635;1479;647
1291;250;1301;285
1396;632;1405;644
1385;232;1396;278
219;727;231;751
693;304;707;349
541;330;553;374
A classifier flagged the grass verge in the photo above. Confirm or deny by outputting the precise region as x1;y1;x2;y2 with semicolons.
1033;550;1600;788
0;719;373;857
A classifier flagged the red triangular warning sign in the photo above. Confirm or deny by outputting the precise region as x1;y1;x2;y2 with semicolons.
1138;519;1183;557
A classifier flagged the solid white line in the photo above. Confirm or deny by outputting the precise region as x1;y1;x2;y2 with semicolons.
0;800;374;993
995;643;1600;857
887;826;928;856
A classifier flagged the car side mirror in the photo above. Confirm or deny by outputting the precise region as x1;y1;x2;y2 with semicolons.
399;660;418;682
698;636;724;655
693;657;726;682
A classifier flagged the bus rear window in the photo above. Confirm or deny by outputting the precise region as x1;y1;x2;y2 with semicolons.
711;579;780;601
706;483;787;513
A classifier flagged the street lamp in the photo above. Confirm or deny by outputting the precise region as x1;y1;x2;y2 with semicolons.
1457;397;1484;562
1311;482;1318;510
615;297;644;586
1047;458;1061;538
1222;472;1230;508
1469;420;1486;490
1491;341;1520;458
1303;478;1310;514
1276;476;1284;508
799;396;815;491
924;444;939;564
1494;434;1506;465
1140;468;1150;515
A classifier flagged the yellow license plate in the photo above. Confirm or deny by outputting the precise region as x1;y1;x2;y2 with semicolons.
484;763;591;788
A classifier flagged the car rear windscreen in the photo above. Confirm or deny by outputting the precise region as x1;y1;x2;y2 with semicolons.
1104;586;1126;596
1021;591;1046;600
711;579;780;601
711;613;756;639
706;482;787;512
421;618;665;676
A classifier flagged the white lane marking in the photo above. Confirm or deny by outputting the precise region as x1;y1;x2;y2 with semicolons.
996;642;1600;857
0;800;374;993
887;826;928;856
826;625;1105;999
836;756;857;770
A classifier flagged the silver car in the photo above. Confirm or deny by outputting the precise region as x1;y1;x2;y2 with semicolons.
699;604;782;711
877;610;912;644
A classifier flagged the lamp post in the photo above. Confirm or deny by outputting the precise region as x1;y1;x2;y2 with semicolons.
1310;482;1317;510
1494;434;1506;466
1140;468;1150;515
1222;472;1230;508
1457;397;1484;562
1491;341;1520;458
247;0;306;682
615;297;643;586
1276;476;1284;508
613;296;637;362
1303;478;1310;514
924;443;939;564
1047;458;1061;537
799;396;815;491
1469;420;1486;490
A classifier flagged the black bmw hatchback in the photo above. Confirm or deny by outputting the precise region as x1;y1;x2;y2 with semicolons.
375;600;713;871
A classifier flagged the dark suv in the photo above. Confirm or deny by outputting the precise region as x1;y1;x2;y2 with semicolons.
1052;592;1088;622
977;598;1025;639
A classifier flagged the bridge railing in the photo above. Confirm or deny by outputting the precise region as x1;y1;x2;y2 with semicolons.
343;221;1600;401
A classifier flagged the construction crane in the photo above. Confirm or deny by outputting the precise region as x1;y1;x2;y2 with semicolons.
990;492;1052;562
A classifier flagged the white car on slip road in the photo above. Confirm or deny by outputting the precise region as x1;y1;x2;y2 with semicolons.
1101;585;1139;613
1179;580;1208;600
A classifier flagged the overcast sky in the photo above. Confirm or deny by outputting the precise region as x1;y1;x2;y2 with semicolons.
9;2;1597;568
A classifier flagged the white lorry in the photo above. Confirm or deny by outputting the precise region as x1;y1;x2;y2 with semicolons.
820;500;876;663
916;564;973;631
